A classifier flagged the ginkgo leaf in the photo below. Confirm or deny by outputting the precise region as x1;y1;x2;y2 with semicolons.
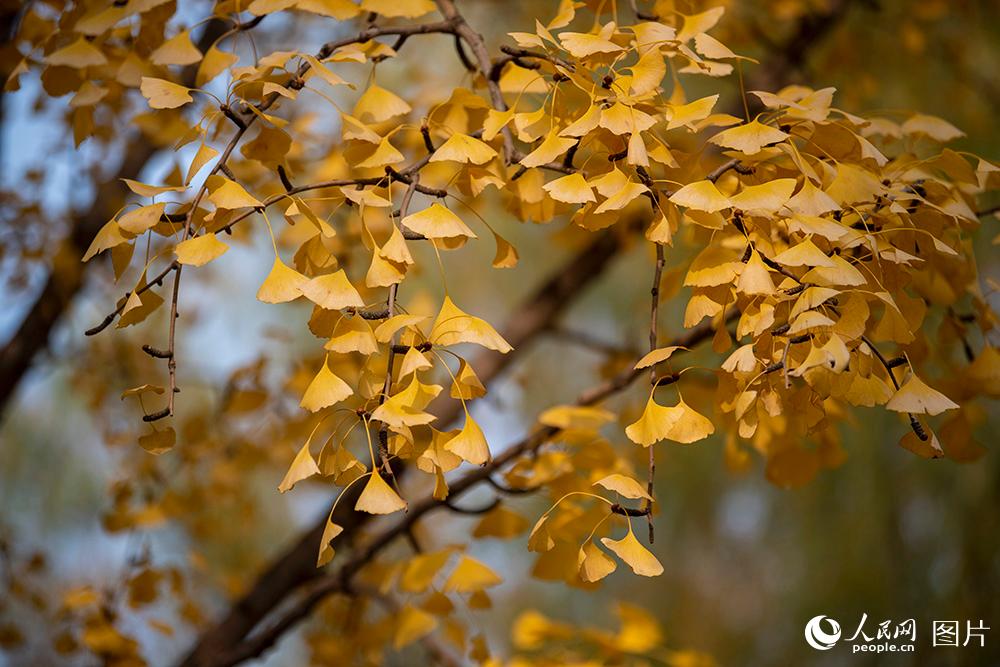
666;94;719;130
450;359;487;400
542;173;596;204
325;316;378;355
443;555;502;592
430;133;497;165
401;203;477;240
709;119;789;154
197;45;238;86
151;31;203;66
354;84;411;122
355;472;407;514
729;178;796;213
594;474;652;501
886;374;959;416
736;251;775;295
83;219;129;262
140;77;193;109
278;440;321;493
371;376;442;427
634;346;686;369
46;38;108;68
361;0;435;18
663;399;715;443
538;405;614;431
208;178;262;209
118;203;166;235
786;179;841;216
257;257;307;303
393;605;438;650
356;137;404;169
492;231;519;268
578;541;617;583
773;238;836;268
300;270;365;310
601;530;663;577
669;180;730;213
559;31;622;57
528;516;554;552
520;132;577;168
300;358;353;412
629;48;666;96
122;179;187;198
316;517;344;567
373;314;426;342
593;181;648;214
175;233;229;266
430;296;512;352
445;416;491;465
472;506;529;539
400;550;453;593
398;347;432;378
625;395;679;447
138;428;175;456
186;143;219;184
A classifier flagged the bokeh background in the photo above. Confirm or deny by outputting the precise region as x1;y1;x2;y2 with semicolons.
1;1;998;665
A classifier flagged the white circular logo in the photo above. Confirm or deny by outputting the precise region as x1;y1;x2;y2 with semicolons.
805;615;842;650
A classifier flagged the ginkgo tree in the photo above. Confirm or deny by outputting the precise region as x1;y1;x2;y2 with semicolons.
2;0;998;665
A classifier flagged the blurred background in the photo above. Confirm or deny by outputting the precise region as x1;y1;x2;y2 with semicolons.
1;0;998;665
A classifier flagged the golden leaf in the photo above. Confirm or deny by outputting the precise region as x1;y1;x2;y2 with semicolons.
175;233;229;267
355;472;407;514
601;529;663;577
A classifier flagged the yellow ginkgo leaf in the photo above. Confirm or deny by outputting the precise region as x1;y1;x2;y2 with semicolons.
373;314;427;343
316;516;344;567
398;347;432;378
669;180;731;213
138;428;175;456
736;251;775;296
208;177;263;209
400;550;453;593
197;45;238;86
625;396;679;447
151;31;203;66
185;143;219;184
663;399;715;444
542;173;596;204
430;296;512;353
728;178;797;213
139;77;193;109
444;416;491;465
578;541;617;583
430;133;497;165
277;440;321;493
786;179;840;216
300;358;353;412
594;181;648;214
371;376;442;427
325;316;378;355
538;405;614;431
773;238;836;268
559;32;622;57
520;131;578;168
492;231;519;269
628;48;666;97
443;555;502;592
82;219;129;262
401;203;477;240
886;374;959;416
528;516;555;552
665;94;719;130
300;270;364;310
472;505;530;538
46;38;107;68
257;257;307;303
122;179;187;198
450;359;487;400
118;203;166;235
355;472;407;514
361;0;435;18
594;474;652;501
634;346;686;369
393;605;438;650
175;233;229;267
354;84;411;122
601;529;663;577
356;137;404;169
708;119;789;154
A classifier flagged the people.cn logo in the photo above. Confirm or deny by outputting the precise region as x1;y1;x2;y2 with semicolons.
806;615;843;650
